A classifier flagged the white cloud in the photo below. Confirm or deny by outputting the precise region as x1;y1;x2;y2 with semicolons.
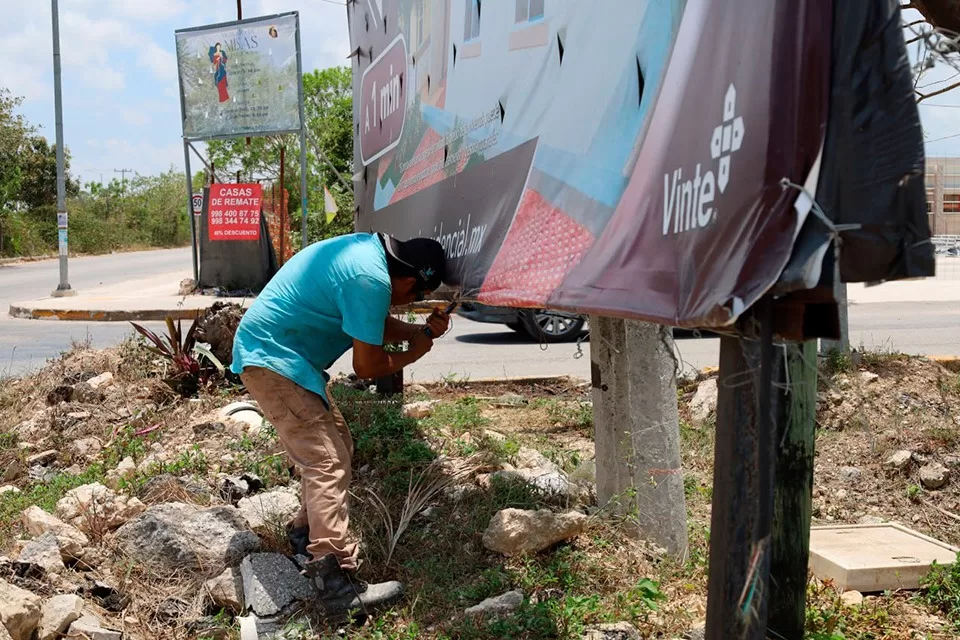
139;40;178;83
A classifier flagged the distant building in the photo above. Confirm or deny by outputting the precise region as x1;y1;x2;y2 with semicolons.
926;158;960;235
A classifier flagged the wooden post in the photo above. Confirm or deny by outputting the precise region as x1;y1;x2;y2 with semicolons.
705;316;785;639
279;146;286;265
767;341;817;639
375;370;403;397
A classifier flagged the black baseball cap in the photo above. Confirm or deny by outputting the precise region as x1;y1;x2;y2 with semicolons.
380;233;447;292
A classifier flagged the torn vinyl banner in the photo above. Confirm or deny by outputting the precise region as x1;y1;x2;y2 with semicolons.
348;0;928;329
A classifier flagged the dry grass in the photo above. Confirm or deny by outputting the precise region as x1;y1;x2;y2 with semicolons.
1;343;959;638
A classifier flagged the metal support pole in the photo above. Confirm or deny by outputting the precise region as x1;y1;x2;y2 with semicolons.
183;141;199;282
187;142;217;182
295;13;309;248
306;132;354;194
299;128;309;248
51;0;73;297
279;145;286;265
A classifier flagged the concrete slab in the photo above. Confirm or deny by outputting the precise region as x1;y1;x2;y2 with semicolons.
809;523;959;592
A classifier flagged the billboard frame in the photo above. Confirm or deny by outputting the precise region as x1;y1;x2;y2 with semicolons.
175;11;309;281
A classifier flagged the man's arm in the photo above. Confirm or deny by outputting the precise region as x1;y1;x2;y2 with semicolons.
352;331;433;379
383;316;420;343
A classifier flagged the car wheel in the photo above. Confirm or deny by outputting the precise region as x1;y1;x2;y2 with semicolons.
520;310;586;343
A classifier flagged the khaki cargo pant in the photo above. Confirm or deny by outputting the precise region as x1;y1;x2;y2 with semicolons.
239;367;358;570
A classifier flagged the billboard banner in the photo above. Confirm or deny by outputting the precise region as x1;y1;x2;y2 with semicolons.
350;1;927;329
208;183;263;241
176;13;301;141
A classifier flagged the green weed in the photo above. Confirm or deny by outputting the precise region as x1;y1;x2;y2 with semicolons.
425;397;489;435
906;484;923;502
919;552;960;630
0;465;106;546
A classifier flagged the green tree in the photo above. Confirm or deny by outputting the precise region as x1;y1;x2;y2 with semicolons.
0;89;31;207
206;65;355;245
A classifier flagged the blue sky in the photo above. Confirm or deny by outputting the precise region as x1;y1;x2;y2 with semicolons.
2;0;350;187
2;2;959;188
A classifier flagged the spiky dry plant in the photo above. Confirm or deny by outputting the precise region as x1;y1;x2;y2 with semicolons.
362;455;480;565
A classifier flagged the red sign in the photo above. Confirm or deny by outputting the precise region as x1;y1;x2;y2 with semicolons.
208;183;262;241
359;35;407;165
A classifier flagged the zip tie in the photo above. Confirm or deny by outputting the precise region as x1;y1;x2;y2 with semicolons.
779;178;862;237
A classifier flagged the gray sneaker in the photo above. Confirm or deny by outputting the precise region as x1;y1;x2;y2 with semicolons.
304;553;404;618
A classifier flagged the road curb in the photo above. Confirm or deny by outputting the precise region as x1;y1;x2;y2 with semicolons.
419;374;588;387
8;305;208;322
930;355;960;373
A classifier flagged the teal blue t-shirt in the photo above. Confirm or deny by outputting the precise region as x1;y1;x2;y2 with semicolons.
231;233;392;402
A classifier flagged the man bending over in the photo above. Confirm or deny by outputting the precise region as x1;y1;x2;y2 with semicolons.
231;232;450;616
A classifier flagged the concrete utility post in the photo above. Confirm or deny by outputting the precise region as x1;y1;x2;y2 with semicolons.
590;316;688;557
50;0;74;297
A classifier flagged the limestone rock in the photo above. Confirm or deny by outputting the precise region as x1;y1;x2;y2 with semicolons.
85;372;114;390
690;378;718;423
464;590;523;619
582;621;642;640
920;463;950;490
883;450;912;474
237;489;300;534
482;509;587;556
858;371;879;384
205;567;244;612
104;457;137;490
0;486;20;496
841;590;864;607
18;533;64;574
114;502;260;573
494;468;570;498
402;400;439;419
515;447;558;472
3;460;22;483
239;553;313;617
0;578;42;640
67;615;121;640
69;438;103;460
682;622;707;640
237;614;282;640
839;466;862;483
71;382;104;404
25;450;57;467
22;506;89;560
55;483;146;533
37;594;83;640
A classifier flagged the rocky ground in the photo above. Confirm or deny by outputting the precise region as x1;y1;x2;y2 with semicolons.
0;332;958;639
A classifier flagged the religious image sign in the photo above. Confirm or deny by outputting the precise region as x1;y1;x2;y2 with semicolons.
176;13;302;140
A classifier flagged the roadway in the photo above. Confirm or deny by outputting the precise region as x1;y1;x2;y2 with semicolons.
1;249;958;379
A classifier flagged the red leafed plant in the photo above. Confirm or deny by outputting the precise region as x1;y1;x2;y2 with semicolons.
130;316;222;396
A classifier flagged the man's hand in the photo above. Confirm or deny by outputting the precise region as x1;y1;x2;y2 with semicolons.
407;330;434;360
425;309;450;338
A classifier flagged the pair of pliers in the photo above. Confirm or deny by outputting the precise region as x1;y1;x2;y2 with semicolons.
424;297;459;338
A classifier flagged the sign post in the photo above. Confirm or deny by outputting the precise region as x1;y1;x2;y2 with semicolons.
175;12;307;284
